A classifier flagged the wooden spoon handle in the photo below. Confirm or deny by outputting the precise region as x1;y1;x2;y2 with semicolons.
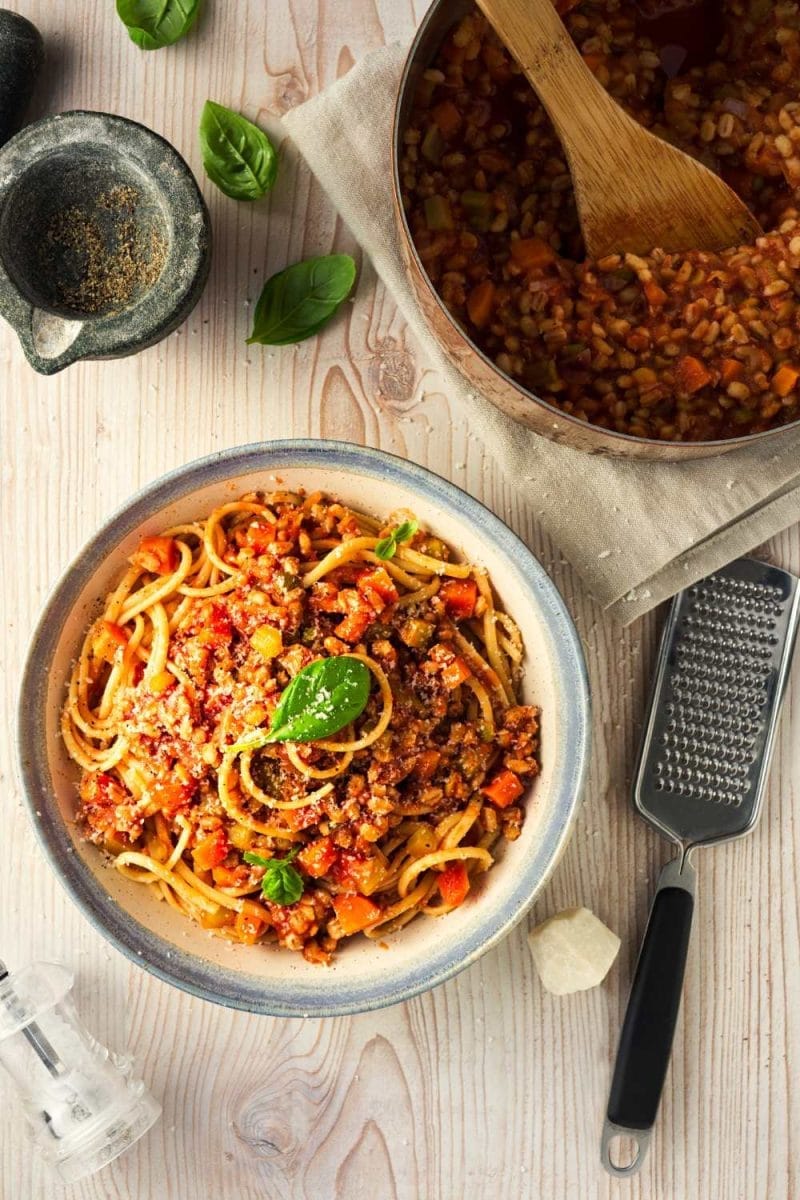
474;0;637;173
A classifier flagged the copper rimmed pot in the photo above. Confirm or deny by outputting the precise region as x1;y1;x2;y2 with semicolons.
391;0;796;461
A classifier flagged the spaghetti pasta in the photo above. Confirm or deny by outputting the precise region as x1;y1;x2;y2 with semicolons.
62;490;540;963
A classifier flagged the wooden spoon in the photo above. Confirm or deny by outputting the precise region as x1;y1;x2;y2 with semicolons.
474;0;762;258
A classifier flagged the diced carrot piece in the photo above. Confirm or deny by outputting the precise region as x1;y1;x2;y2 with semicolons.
582;52;604;71
720;358;744;386
337;610;373;644
772;363;800;397
431;99;461;138
251;624;283;660
332;893;382;935
510;237;556;273
440;578;478;619
413;748;441;781
130;535;179;576
466;280;496;329
312;581;342;614
674;355;712;395
102;620;129;647
150;779;194;815
643;280;668;308
298;837;337;879
234;908;266;944
199;906;235;929
441;655;472;690
357;566;399;610
192;829;228;872
438;862;470;907
212;863;249;889
482;768;524;808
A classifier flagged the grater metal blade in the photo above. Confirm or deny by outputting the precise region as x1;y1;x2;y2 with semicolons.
634;557;800;849
601;557;800;1179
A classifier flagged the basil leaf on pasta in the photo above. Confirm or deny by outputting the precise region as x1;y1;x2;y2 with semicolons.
374;519;418;561
247;254;356;345
244;849;304;906
116;0;201;49
229;656;370;751
199;101;277;201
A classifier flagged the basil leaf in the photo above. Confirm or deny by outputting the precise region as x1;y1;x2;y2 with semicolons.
247;254;356;346
374;518;418;561
116;0;201;49
229;656;370;752
262;861;304;905
242;851;272;869
244;849;304;906
199;101;277;201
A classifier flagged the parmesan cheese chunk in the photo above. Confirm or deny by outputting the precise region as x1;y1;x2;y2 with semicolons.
528;906;621;995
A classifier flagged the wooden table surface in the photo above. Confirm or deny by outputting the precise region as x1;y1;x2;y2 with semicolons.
0;3;798;1198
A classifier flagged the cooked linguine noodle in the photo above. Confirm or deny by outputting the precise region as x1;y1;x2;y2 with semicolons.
62;490;540;963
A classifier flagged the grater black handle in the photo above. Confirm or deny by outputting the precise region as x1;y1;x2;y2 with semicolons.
600;856;696;1176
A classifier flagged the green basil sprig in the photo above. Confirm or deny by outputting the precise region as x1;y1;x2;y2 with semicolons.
244;849;303;906
375;519;418;561
229;656;370;753
199;101;277;201
247;254;356;345
116;0;201;50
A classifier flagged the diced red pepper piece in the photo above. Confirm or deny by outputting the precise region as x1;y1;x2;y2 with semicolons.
437;862;470;907
440;578;478;620
130;535;179;576
244;521;276;554
192;829;228;872
332;893;382;935
674;355;712;395
482;768;524;808
208;604;233;639
466;280;496;328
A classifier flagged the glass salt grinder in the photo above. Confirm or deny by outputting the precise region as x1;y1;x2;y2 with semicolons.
0;958;160;1183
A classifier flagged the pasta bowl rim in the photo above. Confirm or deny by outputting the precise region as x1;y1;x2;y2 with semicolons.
17;439;590;1016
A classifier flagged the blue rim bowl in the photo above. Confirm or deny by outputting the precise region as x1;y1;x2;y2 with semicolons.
17;440;590;1016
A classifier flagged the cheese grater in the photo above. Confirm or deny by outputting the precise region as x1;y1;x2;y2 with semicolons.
601;557;800;1178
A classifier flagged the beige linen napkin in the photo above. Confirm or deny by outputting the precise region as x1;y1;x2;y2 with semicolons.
283;44;800;623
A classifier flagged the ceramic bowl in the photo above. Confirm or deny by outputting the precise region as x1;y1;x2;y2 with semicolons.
17;441;590;1016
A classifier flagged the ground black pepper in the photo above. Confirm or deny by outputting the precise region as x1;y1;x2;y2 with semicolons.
42;184;167;315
